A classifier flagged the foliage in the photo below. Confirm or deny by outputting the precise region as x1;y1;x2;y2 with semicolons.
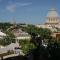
0;36;15;46
0;30;15;46
21;25;52;40
0;22;12;31
19;40;36;54
25;40;60;60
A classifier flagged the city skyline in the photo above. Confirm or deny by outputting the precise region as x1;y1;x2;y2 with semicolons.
0;0;60;24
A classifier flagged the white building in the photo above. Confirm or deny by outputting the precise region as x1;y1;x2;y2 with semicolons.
0;42;24;55
36;8;60;32
0;42;20;54
45;8;60;27
12;29;31;40
36;24;46;28
0;31;6;39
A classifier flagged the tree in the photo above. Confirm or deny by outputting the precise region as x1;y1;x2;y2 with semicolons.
19;40;36;54
22;25;52;39
38;28;52;39
25;33;50;60
0;31;15;46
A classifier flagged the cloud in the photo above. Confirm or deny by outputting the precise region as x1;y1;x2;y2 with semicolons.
6;4;16;12
6;2;32;12
16;2;32;7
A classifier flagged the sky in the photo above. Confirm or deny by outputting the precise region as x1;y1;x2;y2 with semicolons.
0;0;60;24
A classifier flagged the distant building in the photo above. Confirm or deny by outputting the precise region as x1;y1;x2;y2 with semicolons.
36;24;46;28
0;42;24;55
45;8;59;26
51;32;60;38
0;31;6;39
12;29;31;40
36;8;60;32
9;19;31;40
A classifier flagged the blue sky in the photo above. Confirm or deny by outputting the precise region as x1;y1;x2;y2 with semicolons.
0;0;60;24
